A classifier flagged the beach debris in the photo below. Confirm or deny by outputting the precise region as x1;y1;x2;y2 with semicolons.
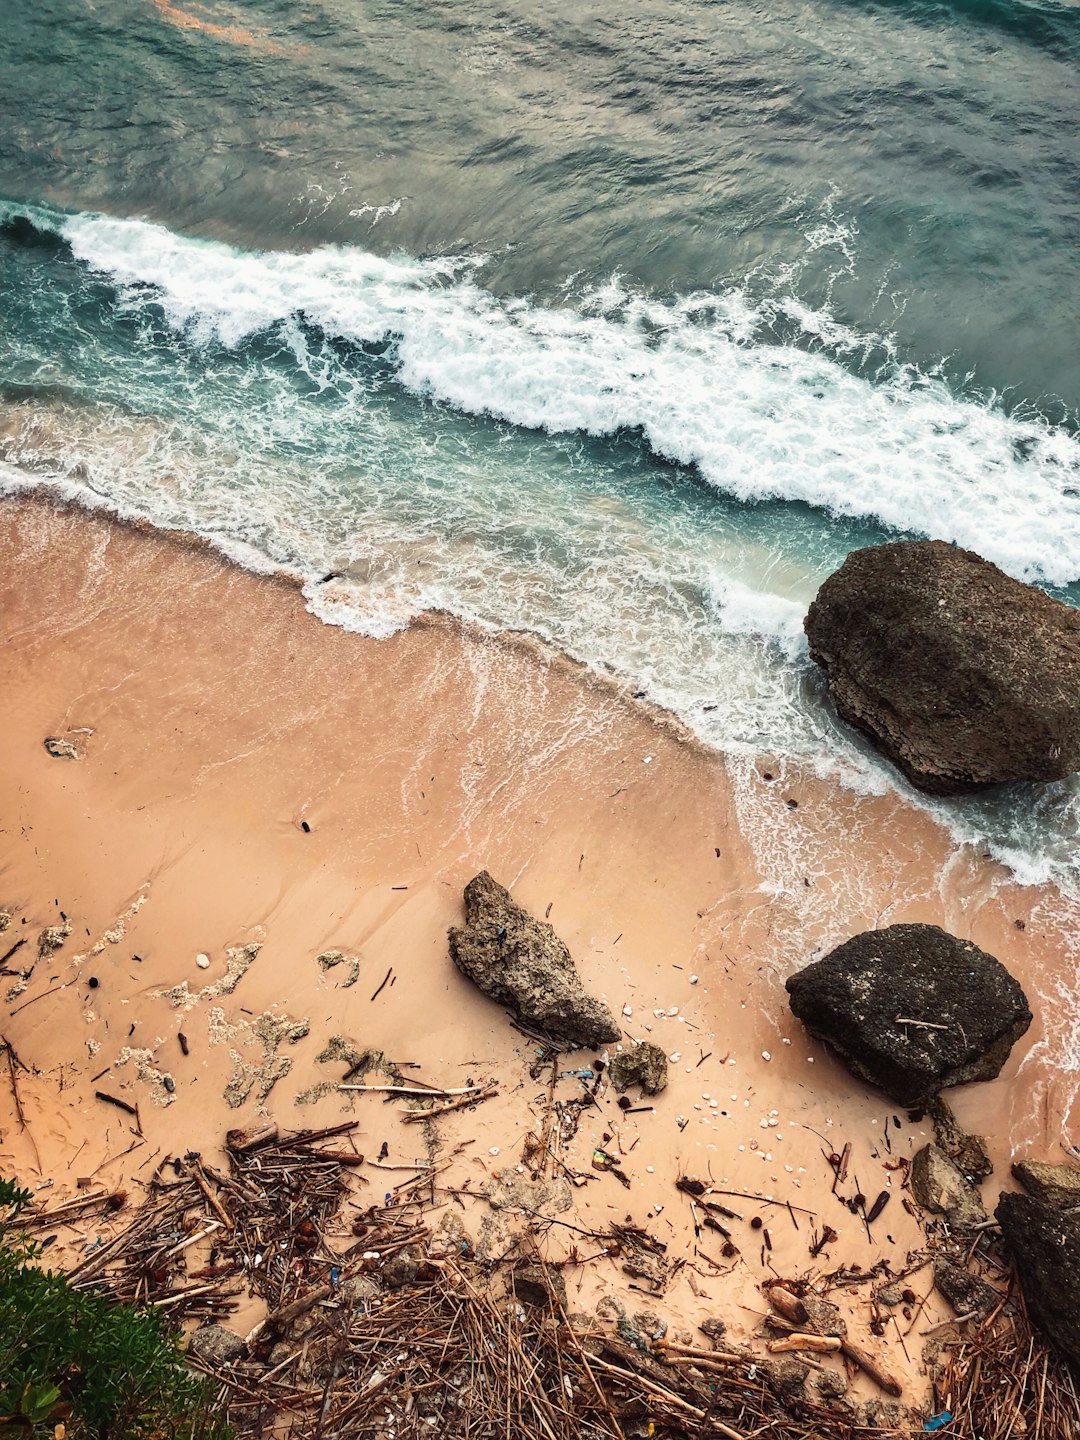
1011;1157;1080;1209
208;1007;309;1109
910;1145;987;1230
805;538;1080;792
996;1190;1080;1366
448;871;619;1048
157;942;261;1012
765;1283;902;1396
43;735;80;760
608;1040;668;1095
37;921;71;958
786;923;1032;1107
314;949;359;987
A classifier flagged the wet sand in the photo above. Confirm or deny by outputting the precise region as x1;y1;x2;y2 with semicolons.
0;492;1071;1403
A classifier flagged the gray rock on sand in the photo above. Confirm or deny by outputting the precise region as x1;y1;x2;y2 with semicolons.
933;1259;999;1320
785;923;1032;1109
608;1041;668;1095
910;1144;987;1229
187;1324;247;1368
448;871;619;1049
804;539;1080;794
996;1192;1080;1366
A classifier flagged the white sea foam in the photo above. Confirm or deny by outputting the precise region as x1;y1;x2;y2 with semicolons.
36;203;1080;588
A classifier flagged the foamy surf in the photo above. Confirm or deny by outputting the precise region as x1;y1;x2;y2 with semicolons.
7;199;1077;588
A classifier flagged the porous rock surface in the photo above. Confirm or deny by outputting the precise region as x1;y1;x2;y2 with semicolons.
448;871;619;1048
1012;1158;1080;1210
911;1144;987;1229
996;1192;1080;1366
785;923;1031;1108
804;540;1080;794
609;1041;668;1095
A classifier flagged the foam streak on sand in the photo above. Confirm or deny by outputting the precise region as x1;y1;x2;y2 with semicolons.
0;493;1077;1402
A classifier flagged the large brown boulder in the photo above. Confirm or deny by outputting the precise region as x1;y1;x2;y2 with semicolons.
804;540;1080;794
785;923;1032;1108
996;1192;1080;1366
448;872;619;1049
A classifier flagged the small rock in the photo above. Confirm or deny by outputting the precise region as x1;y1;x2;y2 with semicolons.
761;1356;809;1401
379;1249;420;1290
608;1041;668;1095
196;953;211;969
877;1285;903;1307
1012;1158;1080;1210
187;1324;247;1368
43;736;79;760
933;1259;1000;1320
698;1316;727;1344
511;1262;567;1310
813;1369;848;1401
910;1144;987;1229
800;1294;845;1338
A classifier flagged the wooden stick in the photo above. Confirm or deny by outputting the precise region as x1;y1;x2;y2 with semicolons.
400;1085;498;1122
766;1333;841;1354
339;1082;485;1098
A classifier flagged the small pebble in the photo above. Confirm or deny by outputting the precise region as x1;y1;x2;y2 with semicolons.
646;1165;655;1174
196;953;211;969
489;1146;500;1156
689;974;699;985
669;1052;681;1063
761;1050;771;1061
622;1005;633;1017
162;1075;175;1094
667;1006;678;1016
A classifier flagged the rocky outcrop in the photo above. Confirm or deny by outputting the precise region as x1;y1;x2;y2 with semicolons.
804;540;1080;794
785;923;1031;1108
1012;1158;1080;1210
609;1041;668;1095
910;1145;987;1229
996;1192;1080;1366
448;872;619;1049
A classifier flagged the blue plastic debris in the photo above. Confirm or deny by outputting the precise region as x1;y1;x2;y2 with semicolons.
330;1266;340;1286
924;1412;952;1432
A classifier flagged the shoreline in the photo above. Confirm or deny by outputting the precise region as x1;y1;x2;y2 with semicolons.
0;489;1074;1411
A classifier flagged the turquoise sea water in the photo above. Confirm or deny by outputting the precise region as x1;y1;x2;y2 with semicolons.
2;0;1080;895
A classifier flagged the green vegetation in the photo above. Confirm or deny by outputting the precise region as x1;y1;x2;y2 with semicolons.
0;1177;228;1439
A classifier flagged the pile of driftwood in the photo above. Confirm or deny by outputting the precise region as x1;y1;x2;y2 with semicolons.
19;1123;1080;1439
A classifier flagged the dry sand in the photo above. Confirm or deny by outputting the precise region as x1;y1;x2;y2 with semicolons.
0;492;1073;1406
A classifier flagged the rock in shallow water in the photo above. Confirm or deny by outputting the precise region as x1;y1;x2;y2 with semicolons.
448;871;619;1049
804;539;1080;794
785;923;1031;1108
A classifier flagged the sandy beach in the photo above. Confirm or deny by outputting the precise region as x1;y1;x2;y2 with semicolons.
0;492;1072;1410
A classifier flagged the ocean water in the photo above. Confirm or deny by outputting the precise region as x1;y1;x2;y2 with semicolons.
2;0;1080;902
